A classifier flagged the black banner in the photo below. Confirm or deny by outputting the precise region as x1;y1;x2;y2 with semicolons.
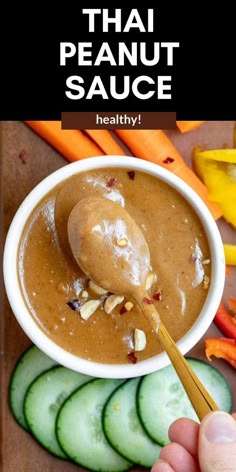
0;6;235;120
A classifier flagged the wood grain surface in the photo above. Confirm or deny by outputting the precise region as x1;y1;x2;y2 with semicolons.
1;121;235;472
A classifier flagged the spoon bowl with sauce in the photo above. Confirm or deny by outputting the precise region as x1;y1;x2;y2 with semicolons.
68;196;219;420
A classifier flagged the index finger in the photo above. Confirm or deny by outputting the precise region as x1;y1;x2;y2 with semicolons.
168;417;200;457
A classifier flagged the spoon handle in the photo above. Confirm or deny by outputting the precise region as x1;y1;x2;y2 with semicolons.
157;322;219;420
139;299;219;420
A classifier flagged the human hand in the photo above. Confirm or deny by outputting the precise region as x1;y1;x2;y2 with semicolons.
151;411;236;472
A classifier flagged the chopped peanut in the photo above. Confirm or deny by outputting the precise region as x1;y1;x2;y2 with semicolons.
146;272;157;291
202;259;211;265
203;275;210;290
104;294;124;314
117;238;128;247
81;290;88;299
89;280;108;295
134;328;147;351
80;300;101;320
124;301;134;312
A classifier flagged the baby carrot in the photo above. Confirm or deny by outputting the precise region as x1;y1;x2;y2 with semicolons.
84;130;125;155
25;121;103;161
115;129;222;220
176;121;205;133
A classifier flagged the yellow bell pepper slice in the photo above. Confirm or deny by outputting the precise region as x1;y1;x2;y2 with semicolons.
224;244;236;265
193;149;236;227
194;149;236;163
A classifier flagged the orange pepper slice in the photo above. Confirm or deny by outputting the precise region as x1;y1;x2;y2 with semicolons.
205;338;236;369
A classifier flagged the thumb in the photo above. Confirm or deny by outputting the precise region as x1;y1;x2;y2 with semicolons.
198;411;236;472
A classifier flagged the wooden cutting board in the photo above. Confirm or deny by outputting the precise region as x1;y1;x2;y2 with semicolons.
1;121;235;472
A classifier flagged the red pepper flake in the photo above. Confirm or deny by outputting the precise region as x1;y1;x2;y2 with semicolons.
67;299;81;311
127;352;138;364
127;170;135;180
19;149;29;164
143;297;154;305
153;291;162;301
120;305;128;315
106;178;118;188
163;157;174;164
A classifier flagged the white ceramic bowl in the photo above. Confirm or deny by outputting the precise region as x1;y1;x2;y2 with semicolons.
3;156;225;378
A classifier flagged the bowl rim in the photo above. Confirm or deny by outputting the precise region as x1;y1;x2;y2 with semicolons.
3;156;225;378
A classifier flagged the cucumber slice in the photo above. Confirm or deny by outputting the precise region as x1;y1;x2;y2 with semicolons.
24;366;92;458
103;377;162;467
9;345;57;430
56;378;133;472
138;357;233;446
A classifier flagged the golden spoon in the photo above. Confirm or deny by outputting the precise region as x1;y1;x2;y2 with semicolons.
68;196;219;420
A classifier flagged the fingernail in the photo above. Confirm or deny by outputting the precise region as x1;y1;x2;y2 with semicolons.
204;412;236;444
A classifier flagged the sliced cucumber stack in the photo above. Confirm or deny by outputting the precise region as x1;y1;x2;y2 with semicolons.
9;345;233;471
24;365;92;458
9;345;57;429
137;357;233;445
56;378;133;471
103;377;162;467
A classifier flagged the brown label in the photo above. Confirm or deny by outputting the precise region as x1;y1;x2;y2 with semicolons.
61;112;176;129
